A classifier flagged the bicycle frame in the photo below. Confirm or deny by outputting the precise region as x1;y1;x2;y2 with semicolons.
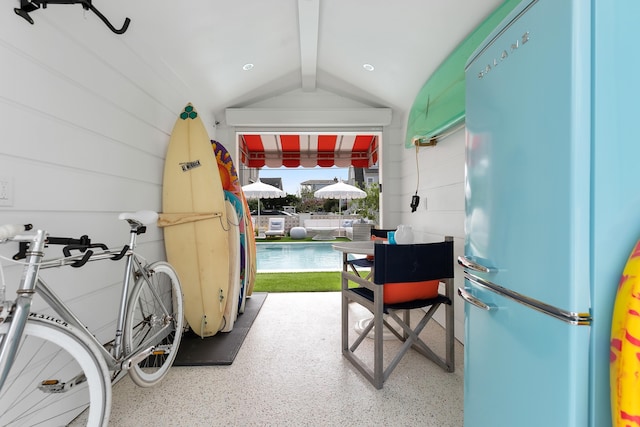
0;221;172;392
34;251;158;373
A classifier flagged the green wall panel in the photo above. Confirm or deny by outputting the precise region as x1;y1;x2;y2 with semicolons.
405;0;522;148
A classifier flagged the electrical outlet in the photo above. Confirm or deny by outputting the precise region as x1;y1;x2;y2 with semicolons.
0;176;14;207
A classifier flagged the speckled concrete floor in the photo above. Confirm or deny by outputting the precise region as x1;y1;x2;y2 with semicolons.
87;292;463;426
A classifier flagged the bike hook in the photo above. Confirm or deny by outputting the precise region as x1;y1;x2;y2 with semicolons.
14;0;131;35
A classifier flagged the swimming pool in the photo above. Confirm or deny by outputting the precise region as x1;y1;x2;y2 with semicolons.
256;242;344;272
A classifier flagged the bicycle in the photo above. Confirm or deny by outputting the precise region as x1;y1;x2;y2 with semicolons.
0;210;184;426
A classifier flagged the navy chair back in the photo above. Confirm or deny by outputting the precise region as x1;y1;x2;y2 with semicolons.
373;241;454;285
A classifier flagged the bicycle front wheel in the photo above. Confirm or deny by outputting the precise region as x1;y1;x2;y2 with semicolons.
124;261;184;387
0;318;111;426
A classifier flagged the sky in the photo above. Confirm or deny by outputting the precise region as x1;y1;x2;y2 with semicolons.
258;166;348;195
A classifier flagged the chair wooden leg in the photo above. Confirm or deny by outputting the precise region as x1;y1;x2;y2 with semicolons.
372;284;384;389
341;267;349;356
444;275;455;372
341;272;384;389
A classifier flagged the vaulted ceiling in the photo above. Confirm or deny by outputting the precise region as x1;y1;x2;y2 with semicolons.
106;0;503;164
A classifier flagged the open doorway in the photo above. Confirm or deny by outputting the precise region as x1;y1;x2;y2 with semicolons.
236;131;382;231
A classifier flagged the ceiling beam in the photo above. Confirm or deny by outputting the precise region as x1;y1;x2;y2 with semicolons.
226;108;392;127
298;0;319;92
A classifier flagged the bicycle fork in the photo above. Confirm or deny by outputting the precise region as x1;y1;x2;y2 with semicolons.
0;229;47;391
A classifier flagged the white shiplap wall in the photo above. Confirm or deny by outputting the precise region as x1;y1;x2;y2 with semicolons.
0;11;213;346
383;126;467;342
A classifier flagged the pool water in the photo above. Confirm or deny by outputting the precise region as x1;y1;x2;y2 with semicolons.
256;242;344;272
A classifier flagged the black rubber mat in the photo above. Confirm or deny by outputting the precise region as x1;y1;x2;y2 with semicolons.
173;292;268;366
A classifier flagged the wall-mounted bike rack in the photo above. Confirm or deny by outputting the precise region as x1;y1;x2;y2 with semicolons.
14;0;130;34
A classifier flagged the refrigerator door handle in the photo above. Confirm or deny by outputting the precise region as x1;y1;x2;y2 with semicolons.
463;271;592;325
458;287;496;311
457;255;497;273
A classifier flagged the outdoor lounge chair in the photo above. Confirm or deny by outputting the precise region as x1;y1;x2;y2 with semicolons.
265;217;285;238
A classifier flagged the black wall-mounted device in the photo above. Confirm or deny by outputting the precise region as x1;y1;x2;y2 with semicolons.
410;194;420;212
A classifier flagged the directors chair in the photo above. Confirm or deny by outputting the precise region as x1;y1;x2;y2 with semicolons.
341;236;455;389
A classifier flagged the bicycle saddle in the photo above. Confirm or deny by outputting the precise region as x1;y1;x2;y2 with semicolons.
118;211;158;226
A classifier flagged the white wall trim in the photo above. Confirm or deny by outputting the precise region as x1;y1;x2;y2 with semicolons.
225;107;392;127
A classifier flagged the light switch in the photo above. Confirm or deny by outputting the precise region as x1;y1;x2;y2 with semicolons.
0;176;14;207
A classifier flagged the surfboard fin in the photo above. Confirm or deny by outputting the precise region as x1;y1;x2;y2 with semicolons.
14;0;131;34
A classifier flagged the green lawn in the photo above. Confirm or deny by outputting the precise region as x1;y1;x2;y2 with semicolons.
253;271;342;292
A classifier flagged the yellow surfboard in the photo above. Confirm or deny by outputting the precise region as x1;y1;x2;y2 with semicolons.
161;103;229;337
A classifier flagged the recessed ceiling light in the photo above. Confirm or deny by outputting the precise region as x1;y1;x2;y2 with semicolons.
242;63;254;71
363;63;375;71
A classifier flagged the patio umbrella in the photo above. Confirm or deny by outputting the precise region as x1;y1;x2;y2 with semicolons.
314;181;366;233
242;179;286;234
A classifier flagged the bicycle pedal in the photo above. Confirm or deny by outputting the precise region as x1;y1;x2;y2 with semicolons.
39;379;65;393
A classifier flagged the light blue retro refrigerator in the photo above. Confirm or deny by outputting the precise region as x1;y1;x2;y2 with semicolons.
460;0;640;426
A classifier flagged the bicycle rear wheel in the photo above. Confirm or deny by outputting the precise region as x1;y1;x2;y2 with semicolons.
0;318;111;426
124;261;184;387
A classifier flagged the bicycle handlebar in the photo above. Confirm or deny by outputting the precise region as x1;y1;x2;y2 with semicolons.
61;242;126;267
69;250;94;268
5;229;117;265
2;211;145;264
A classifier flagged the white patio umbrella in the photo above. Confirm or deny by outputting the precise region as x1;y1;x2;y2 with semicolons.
242;179;286;234
314;181;366;233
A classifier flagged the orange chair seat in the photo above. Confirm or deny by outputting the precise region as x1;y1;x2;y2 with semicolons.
383;280;440;304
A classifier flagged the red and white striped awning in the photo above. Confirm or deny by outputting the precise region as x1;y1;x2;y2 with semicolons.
238;133;378;168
